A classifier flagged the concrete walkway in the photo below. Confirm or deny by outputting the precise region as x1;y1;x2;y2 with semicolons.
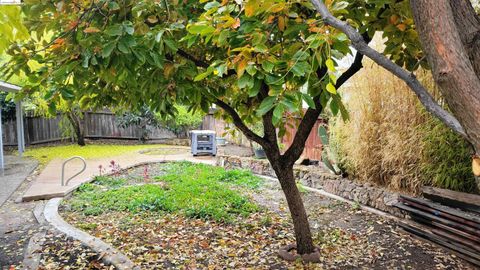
0;156;38;206
22;149;216;202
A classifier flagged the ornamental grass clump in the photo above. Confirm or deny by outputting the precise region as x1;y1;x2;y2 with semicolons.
330;61;476;193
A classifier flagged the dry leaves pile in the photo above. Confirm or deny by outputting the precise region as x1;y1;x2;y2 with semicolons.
38;229;114;270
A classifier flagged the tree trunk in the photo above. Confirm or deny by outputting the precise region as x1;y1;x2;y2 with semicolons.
266;151;316;254
410;0;480;154
67;111;86;146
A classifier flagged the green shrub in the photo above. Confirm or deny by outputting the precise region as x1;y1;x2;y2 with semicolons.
421;118;476;192
160;105;204;138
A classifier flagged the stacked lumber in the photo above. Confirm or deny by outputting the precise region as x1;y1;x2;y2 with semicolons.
395;195;480;267
422;186;480;214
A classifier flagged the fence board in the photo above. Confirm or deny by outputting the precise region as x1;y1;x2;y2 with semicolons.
2;111;176;146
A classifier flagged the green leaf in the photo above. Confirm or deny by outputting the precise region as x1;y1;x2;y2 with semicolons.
246;65;257;76
194;68;213;81
60;87;75;99
254;44;268;53
82;55;90;68
218;30;229;45
257;96;276;116
187;24;215;35
105;24;123;36
155;30;164;43
291;61;310;76
318;125;328;145
164;39;178;52
44;90;55;100
280;98;298;112
108;1;120;10
330;98;339;115
248;79;261;97
48;102;56;116
117;40;129;53
302;93;316;109
238;74;253;89
101;41;116;58
261;61;275;73
272;103;285;124
326;82;337;94
133;50;145;63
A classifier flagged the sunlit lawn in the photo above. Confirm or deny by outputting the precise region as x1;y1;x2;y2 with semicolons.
23;143;178;165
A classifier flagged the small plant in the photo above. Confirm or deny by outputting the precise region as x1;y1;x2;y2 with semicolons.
109;160;121;176
296;182;308;194
318;125;342;175
351;201;361;211
260;214;273;227
143;165;150;182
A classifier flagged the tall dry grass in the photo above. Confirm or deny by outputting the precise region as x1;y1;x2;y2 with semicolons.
330;60;476;193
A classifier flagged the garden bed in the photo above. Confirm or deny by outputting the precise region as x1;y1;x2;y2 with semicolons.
58;162;472;269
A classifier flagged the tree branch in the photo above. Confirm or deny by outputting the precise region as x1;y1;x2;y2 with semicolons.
335;33;372;88
214;99;266;145
177;49;210;69
310;0;468;139
282;67;327;165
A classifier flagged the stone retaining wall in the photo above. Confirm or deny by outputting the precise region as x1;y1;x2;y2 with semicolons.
216;155;404;217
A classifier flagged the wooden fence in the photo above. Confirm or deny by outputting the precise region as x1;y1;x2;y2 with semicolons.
2;111;176;146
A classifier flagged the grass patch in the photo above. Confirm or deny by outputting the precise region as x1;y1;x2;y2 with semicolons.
24;143;172;165
66;162;262;222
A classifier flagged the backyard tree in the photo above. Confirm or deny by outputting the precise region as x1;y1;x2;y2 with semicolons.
2;0;470;261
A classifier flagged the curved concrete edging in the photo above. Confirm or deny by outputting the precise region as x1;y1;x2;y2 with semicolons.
44;198;139;270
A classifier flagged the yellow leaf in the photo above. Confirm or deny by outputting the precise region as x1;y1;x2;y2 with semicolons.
396;23;407;31
83;27;100;33
236;59;248;78
270;3;285;13
232;18;240;29
147;15;158;24
278;16;285;32
245;0;257;17
473;156;480;176
163;63;175;78
389;14;399;25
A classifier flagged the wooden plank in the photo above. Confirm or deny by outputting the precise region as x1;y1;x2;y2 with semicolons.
422;186;480;214
399;222;480;266
410;213;480;248
394;203;480;237
400;196;480;229
400;195;480;224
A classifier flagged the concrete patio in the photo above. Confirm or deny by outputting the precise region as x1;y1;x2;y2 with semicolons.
0;156;38;206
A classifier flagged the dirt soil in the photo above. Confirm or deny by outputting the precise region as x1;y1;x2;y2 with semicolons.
58;162;473;269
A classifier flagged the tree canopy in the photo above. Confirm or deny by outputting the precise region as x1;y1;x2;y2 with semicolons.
2;0;425;134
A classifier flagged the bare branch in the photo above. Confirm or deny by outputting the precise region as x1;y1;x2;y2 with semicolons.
310;0;468;139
